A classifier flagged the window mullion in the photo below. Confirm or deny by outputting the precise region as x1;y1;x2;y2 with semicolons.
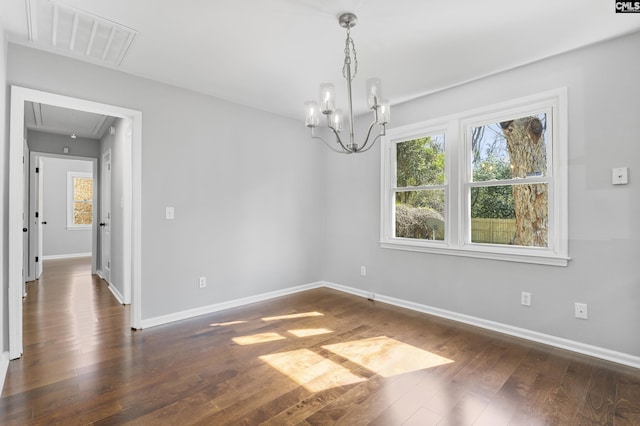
467;176;551;188
394;184;447;192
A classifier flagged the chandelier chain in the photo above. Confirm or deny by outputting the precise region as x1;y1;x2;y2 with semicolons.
342;27;358;81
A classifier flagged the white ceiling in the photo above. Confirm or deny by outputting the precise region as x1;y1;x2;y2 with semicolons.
3;0;640;123
25;101;115;139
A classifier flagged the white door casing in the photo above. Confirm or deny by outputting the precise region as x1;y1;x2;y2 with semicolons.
22;140;29;292
27;154;38;282
36;157;44;279
9;86;143;360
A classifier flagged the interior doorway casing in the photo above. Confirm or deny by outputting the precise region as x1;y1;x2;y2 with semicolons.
9;86;142;360
29;152;99;279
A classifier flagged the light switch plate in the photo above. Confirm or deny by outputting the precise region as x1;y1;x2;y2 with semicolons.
612;167;628;185
165;207;175;220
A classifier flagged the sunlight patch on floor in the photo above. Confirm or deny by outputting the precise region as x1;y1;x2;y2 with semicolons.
209;320;248;327
287;328;333;338
259;349;366;392
262;312;324;322
232;332;286;345
322;336;453;377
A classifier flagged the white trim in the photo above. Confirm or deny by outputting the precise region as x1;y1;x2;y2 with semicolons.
9;86;143;358
141;282;324;329
66;171;93;229
96;269;108;281
108;284;125;305
29;152;99;275
323;281;640;370
42;252;92;260
94;270;124;304
0;352;10;393
138;279;640;370
380;88;569;266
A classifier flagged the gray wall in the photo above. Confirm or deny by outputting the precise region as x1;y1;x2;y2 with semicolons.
324;32;640;357
3;30;639;362
28;130;100;158
0;24;7;353
5;43;325;322
40;157;93;257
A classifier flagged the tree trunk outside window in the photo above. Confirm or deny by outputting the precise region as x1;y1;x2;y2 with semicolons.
500;117;548;247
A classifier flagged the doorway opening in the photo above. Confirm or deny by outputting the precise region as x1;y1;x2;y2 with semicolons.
27;154;97;283
9;86;142;360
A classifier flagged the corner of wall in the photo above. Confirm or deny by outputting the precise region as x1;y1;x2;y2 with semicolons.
0;351;9;393
0;24;9;363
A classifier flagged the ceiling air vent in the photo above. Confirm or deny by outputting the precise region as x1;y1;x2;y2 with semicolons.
27;0;137;66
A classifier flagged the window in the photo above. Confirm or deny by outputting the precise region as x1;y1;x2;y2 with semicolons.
381;89;568;266
67;172;93;229
394;132;446;241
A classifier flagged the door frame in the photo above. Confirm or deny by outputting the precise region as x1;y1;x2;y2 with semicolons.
29;153;99;277
9;86;143;359
22;139;30;289
99;149;112;284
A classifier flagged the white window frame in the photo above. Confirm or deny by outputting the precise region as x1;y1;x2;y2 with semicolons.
67;171;93;230
381;88;569;266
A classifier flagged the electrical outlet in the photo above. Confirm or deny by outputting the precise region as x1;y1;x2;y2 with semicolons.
575;302;588;319
360;266;367;276
521;291;531;307
199;276;206;288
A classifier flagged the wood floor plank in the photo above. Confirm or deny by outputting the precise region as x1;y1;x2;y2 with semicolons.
1;257;639;424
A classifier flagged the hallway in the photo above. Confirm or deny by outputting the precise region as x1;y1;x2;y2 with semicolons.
1;257;131;420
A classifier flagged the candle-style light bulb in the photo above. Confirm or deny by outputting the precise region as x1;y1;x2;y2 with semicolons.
366;78;383;109
378;100;391;125
332;109;344;132
304;101;320;127
319;83;335;114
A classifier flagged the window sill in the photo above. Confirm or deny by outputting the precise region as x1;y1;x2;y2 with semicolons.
380;240;569;266
66;226;92;231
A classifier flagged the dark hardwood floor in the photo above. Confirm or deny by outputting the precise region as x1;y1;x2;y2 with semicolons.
1;257;639;425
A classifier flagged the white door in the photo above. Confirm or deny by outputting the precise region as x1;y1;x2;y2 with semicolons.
101;150;112;283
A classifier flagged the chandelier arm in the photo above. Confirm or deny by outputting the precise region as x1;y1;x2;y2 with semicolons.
328;125;355;153
310;128;353;154
356;120;380;152
355;131;384;154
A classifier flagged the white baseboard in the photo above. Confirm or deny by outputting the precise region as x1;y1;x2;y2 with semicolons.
108;284;125;305
95;271;124;304
42;252;91;260
141;282;324;329
323;281;640;370
139;279;640;370
0;351;10;394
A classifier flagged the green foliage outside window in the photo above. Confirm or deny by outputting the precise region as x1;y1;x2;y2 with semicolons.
395;136;445;240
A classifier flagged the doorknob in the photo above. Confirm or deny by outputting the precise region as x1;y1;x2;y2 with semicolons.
42;221;47;225
99;222;106;227
23;228;28;232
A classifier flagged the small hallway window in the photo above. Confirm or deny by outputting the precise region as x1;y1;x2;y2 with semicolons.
67;172;93;229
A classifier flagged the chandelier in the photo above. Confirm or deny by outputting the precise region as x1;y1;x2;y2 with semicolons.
304;12;390;154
